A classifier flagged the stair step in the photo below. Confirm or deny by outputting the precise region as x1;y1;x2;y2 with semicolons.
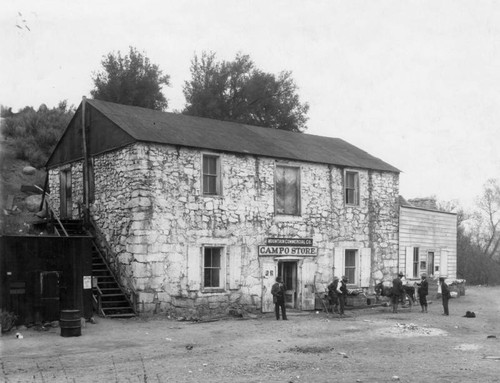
104;313;136;318
103;307;135;313
101;303;130;308
91;240;136;318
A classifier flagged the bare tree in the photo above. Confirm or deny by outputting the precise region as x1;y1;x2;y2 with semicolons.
476;179;500;260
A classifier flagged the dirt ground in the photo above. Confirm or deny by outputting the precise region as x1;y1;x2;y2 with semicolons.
1;286;499;383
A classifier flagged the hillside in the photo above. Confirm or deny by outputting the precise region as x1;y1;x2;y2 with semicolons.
0;133;47;234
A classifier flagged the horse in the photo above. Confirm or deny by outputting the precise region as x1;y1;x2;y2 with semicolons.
375;281;415;309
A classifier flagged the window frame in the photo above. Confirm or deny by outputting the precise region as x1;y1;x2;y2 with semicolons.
202;153;222;196
344;249;358;285
274;163;301;216
202;246;226;291
344;170;360;206
412;247;420;278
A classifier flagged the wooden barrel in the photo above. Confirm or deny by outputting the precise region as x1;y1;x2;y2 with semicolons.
60;310;81;337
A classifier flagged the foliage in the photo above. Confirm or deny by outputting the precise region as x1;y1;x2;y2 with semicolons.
457;220;500;284
1;310;18;333
0;101;74;167
91;47;170;111
445;179;500;285
183;52;309;132
475;179;500;260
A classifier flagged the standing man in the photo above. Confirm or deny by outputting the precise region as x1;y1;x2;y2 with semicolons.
417;273;429;313
440;277;451;316
391;272;405;313
336;276;348;317
327;276;340;313
271;276;287;320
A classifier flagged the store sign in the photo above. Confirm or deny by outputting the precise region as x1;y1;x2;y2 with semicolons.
258;245;318;257
266;238;313;246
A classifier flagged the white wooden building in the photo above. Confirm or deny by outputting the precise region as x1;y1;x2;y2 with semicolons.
399;203;457;281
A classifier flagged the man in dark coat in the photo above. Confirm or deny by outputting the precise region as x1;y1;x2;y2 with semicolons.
337;276;348;317
391;272;405;313
440;277;451;316
271;276;287;320
417;273;429;313
327;276;340;313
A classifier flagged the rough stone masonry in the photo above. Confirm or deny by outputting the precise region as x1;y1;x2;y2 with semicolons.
49;142;399;316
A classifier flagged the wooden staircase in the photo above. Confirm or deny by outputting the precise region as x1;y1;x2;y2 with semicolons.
54;219;88;236
37;191;137;318
91;241;136;318
49;219;136;318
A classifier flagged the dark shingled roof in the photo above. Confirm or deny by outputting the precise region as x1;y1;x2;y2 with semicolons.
87;99;400;173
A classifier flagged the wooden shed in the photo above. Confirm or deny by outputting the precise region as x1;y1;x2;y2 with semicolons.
0;235;93;325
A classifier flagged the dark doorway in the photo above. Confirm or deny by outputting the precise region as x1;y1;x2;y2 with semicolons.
278;261;297;309
60;168;72;218
40;271;60;321
428;252;435;277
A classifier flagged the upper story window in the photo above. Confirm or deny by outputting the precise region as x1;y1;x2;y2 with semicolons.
275;165;301;215
202;154;221;195
345;171;360;205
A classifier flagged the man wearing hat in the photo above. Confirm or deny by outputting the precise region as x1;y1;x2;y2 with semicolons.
327;276;340;313
439;276;451;316
271;276;287;320
336;276;349;317
417;273;429;313
391;272;405;313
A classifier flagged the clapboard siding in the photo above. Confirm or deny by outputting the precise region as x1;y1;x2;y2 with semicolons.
399;206;457;279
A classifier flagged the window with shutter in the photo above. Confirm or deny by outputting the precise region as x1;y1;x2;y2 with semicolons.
412;247;420;278
275;165;301;215
344;249;357;284
204;247;222;288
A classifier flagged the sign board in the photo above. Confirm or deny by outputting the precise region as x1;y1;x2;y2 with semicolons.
83;275;92;290
266;238;313;246
258;245;318;257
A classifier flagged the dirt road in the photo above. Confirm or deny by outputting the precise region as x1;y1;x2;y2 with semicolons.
1;286;499;383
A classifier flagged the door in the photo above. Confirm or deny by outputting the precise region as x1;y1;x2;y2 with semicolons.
300;259;316;310
427;252;435;277
278;261;297;309
60;168;72;218
40;271;60;321
261;258;277;313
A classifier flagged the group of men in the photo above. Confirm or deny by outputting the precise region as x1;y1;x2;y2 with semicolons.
392;271;451;315
271;275;350;320
327;275;349;317
271;271;451;321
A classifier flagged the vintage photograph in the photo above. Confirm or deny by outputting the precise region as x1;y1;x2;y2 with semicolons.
1;1;499;382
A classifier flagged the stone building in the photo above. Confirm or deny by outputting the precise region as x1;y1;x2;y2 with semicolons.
46;99;401;316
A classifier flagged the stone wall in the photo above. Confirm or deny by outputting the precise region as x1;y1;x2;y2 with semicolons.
49;142;400;316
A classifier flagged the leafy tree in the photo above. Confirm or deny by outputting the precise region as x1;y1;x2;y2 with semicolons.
183;52;309;132
91;47;170;111
0;101;74;167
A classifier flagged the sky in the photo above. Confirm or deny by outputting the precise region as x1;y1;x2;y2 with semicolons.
1;0;499;210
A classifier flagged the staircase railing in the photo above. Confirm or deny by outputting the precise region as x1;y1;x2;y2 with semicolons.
35;186;69;237
90;240;137;315
86;213;138;314
92;284;104;316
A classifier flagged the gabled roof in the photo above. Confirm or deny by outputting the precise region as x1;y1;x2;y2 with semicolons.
47;99;400;173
